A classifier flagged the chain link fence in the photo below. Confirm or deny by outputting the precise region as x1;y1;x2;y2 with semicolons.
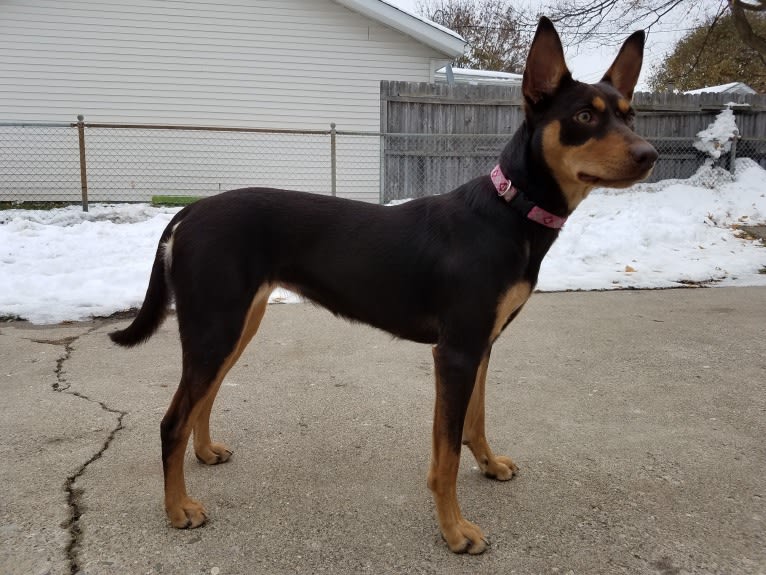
0;120;383;206
2;119;764;208
84;125;334;201
0;122;82;203
381;134;765;202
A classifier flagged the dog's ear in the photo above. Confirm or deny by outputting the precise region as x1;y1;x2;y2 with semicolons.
523;16;571;105
601;31;645;100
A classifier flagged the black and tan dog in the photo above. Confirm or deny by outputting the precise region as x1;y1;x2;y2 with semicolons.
110;18;657;554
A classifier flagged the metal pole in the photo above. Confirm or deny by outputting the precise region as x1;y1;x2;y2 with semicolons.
330;122;337;197
379;132;386;205
76;115;88;212
379;91;387;205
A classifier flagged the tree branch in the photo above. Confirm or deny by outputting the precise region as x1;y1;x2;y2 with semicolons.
729;0;766;63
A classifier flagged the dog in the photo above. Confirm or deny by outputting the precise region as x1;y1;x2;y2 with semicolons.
110;17;657;554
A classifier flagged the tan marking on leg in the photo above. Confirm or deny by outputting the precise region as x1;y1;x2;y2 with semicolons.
165;285;272;528
193;285;271;464
163;393;212;528
492;282;532;341
463;353;518;481
428;347;488;555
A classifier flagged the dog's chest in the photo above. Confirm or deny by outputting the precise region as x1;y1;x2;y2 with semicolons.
491;282;532;341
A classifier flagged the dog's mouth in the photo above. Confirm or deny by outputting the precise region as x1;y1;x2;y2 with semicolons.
577;169;653;188
578;173;601;184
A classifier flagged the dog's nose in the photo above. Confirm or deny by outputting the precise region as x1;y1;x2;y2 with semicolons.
631;142;658;170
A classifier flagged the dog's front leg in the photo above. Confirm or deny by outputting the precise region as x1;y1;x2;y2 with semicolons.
428;344;488;555
462;349;518;480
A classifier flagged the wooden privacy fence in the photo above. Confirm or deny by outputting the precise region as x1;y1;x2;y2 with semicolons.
380;81;766;202
3;87;764;207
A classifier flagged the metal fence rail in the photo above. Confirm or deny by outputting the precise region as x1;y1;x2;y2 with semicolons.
0;119;384;208
2;118;764;209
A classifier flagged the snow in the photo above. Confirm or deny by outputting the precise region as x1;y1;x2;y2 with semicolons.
693;107;739;159
541;159;766;291
1;161;765;325
376;0;464;41
435;67;524;86
685;82;757;95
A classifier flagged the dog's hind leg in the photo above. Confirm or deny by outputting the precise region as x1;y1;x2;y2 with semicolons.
462;349;518;481
193;288;270;465
161;367;215;528
428;344;488;555
161;285;271;528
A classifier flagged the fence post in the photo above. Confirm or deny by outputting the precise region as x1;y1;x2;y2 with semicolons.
76;114;89;212
379;93;388;204
330;122;337;197
379;132;386;204
729;135;738;175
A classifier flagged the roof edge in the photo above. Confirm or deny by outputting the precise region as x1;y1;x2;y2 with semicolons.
333;0;466;57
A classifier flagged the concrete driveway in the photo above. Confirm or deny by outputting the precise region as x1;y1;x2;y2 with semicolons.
1;288;764;575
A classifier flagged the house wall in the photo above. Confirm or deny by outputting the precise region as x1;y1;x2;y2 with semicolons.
0;0;452;202
0;0;447;130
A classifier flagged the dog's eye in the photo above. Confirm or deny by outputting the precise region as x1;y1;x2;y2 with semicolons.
575;110;594;124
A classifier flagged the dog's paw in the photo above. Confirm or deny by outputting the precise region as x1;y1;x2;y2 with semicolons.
195;442;233;465
481;455;518;481
442;518;489;555
167;497;207;529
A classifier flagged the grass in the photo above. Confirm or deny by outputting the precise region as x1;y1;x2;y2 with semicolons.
1;197;202;210
0;201;79;211
151;195;201;207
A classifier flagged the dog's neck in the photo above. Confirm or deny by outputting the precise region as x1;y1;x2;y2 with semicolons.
489;165;567;229
498;121;570;219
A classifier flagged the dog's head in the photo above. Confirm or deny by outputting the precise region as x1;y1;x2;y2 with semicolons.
522;17;658;212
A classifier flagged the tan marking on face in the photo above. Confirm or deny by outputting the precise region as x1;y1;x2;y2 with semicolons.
618;98;631;114
492;282;532;341
542;122;593;212
542;122;652;212
592;96;606;112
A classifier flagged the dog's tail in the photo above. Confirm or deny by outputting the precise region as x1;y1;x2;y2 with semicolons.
109;218;178;348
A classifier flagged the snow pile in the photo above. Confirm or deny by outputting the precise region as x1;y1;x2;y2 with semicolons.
693;107;739;159
1;160;765;324
540;159;766;291
0;206;178;323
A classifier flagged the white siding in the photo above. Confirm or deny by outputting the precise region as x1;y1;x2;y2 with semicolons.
0;0;446;130
0;0;453;202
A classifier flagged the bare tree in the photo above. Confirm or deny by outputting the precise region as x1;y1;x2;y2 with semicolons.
729;0;766;63
418;0;532;73
648;11;766;91
544;0;766;64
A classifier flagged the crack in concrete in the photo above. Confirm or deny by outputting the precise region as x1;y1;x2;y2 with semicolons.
35;328;128;575
62;402;126;575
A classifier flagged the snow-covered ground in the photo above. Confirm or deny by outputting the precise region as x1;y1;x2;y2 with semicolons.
1;158;764;325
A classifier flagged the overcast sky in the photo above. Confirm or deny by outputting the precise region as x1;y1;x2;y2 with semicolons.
386;0;706;91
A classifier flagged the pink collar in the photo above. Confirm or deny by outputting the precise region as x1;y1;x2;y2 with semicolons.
490;164;567;229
